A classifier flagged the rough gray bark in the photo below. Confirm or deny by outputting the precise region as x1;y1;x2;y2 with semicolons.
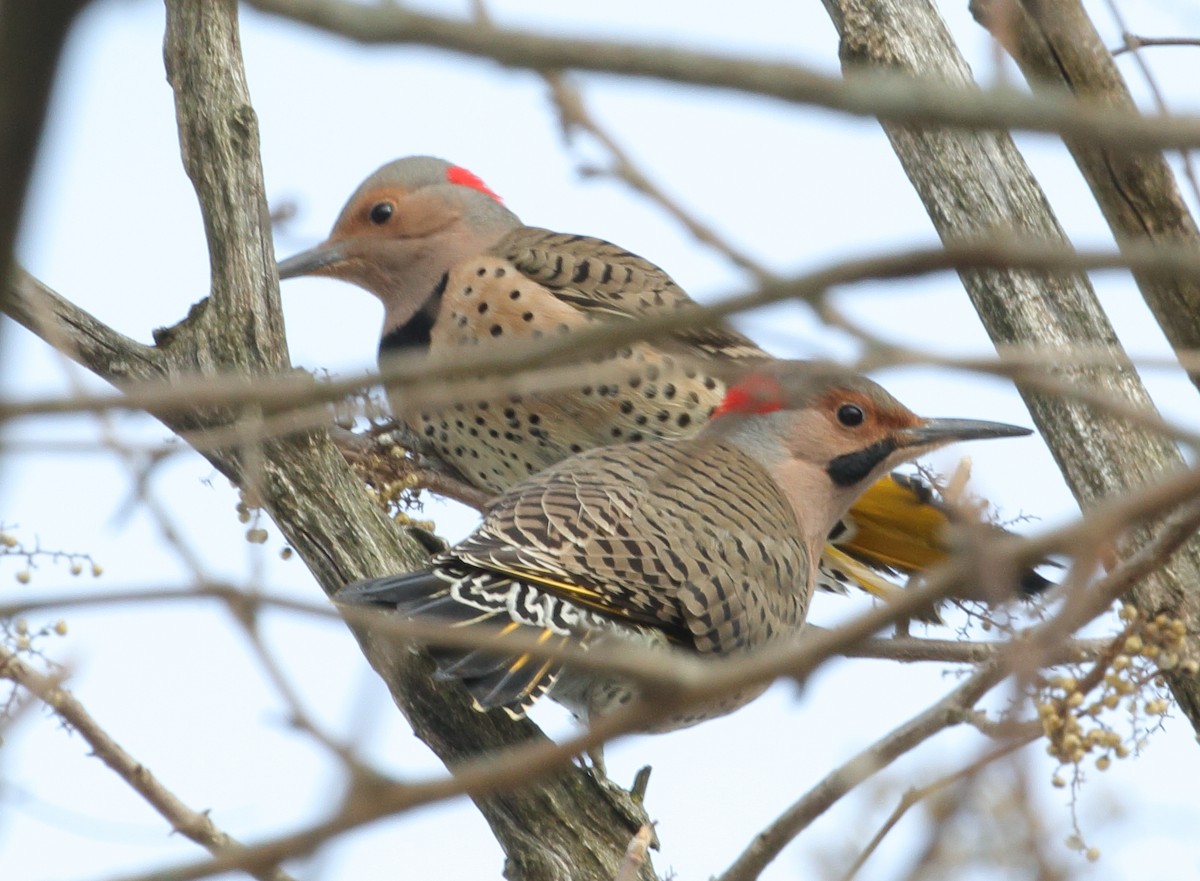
4;3;655;879
818;0;1200;731
971;0;1200;390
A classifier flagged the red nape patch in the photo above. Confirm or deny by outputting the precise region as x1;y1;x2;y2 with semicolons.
446;165;504;204
712;373;784;419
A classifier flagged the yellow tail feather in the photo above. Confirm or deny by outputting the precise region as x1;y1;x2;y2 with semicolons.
839;474;952;573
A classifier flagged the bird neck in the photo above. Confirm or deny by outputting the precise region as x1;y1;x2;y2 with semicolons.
720;417;824;545
721;413;862;551
379;273;447;356
769;455;859;550
375;211;518;355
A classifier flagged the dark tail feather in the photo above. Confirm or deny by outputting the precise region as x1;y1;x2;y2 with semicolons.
459;637;567;717
340;571;500;623
1019;562;1060;598
337;570;447;610
337;571;563;718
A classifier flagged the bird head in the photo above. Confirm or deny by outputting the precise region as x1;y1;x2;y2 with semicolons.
711;360;1031;542
277;156;520;332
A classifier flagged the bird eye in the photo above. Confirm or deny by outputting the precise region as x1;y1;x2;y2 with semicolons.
368;202;394;225
837;403;865;427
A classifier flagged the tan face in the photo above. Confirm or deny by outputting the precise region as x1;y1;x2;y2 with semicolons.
314;186;466;296
277;184;472;304
328;185;465;248
717;364;1029;492
276;157;521;335
812;387;919;449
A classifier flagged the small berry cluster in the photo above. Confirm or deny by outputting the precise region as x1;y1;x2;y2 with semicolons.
1039;603;1194;775
5;616;69;653
2;527;101;584
236;496;271;546
352;438;435;533
1063;833;1101;864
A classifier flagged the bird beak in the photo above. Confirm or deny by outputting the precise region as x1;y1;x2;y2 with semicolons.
276;239;348;280
896;417;1032;450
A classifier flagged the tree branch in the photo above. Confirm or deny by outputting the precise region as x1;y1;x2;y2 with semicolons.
1112;36;1200;57
11;237;1200;425
835;737;1035;881
716;662;1010;881
971;0;1200;390
238;0;1200;151
7;4;663;880
0;645;294;881
818;0;1200;736
543;73;776;284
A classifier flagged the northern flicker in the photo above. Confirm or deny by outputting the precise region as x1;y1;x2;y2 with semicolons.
338;361;1031;727
278;156;1037;603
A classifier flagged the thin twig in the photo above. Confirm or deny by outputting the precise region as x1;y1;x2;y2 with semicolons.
0;644;295;881
241;0;1200;151
836;737;1035;881
716;663;1010;881
544;73;776;284
12;237;1200;426
236;611;367;770
1111;35;1200;56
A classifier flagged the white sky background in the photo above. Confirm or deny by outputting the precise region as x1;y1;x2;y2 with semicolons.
4;1;1200;879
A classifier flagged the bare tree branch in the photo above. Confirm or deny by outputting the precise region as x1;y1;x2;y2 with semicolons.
239;0;1200;151
716;663;1011;881
0;579;1112;672
11;237;1200;425
972;0;1200;390
1112;35;1200;56
544;73;777;284
818;0;1200;735
0;644;295;881
836;738;1035;881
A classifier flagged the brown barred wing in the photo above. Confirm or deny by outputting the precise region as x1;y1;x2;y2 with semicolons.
453;438;812;656
494;226;765;362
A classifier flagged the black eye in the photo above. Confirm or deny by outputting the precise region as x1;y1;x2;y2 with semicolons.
837;403;865;427
369;202;394;225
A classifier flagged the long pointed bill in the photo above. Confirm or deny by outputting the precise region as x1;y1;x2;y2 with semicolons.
277;240;347;279
896;417;1032;450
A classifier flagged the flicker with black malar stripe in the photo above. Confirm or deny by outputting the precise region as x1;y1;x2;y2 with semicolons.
337;361;1031;728
278;155;1047;605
